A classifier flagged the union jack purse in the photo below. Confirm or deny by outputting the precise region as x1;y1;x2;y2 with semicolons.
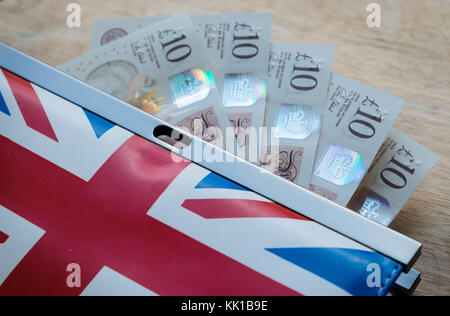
0;43;421;296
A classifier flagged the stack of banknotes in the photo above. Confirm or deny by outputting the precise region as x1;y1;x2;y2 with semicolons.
59;13;439;226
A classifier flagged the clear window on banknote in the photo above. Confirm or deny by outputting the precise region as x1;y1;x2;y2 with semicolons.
84;59;221;129
347;187;392;225
58;14;238;150
168;68;216;109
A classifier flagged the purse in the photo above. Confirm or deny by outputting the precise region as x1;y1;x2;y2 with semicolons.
0;43;421;296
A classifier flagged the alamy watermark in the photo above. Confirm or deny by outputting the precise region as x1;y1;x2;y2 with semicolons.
367;3;382;28
366;263;382;288
66;2;81;28
166;126;281;167
66;263;81;288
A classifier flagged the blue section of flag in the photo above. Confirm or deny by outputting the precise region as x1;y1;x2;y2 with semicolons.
266;247;403;296
196;172;249;191
83;109;115;138
0;90;11;116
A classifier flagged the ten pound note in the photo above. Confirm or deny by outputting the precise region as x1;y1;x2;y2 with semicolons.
194;13;271;162
261;42;335;188
348;128;439;226
91;13;272;162
309;74;405;206
59;13;231;148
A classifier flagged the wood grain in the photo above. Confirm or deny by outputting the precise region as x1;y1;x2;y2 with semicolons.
0;0;448;296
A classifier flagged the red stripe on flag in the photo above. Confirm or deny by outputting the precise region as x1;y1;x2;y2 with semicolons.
182;199;311;221
0;135;301;296
0;231;9;244
2;69;58;141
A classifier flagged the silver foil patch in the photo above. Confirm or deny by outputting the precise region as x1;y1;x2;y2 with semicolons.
314;144;367;186
274;104;321;140
222;73;267;107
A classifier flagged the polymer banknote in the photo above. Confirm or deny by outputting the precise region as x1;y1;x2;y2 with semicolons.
261;42;335;188
348;128;439;225
60;13;230;148
309;74;405;206
91;13;272;161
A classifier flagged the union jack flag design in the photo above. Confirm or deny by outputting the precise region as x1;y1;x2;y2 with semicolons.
0;68;403;296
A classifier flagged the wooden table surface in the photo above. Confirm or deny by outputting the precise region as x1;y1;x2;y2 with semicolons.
0;0;448;296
